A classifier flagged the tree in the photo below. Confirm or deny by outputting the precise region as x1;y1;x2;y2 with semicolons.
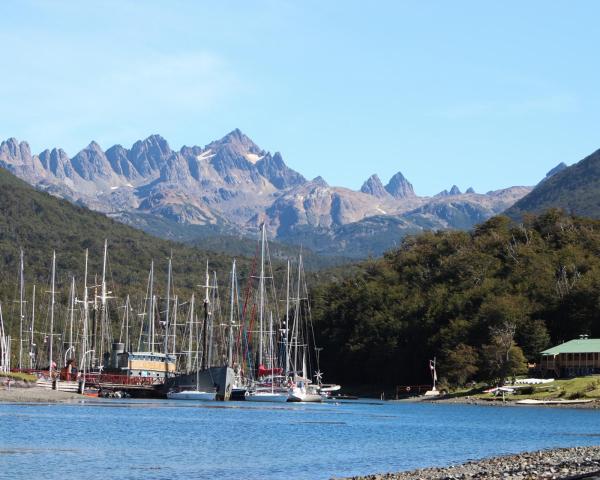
481;323;528;384
442;343;479;386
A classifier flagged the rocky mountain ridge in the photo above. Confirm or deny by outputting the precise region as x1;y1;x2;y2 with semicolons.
0;129;535;257
506;149;600;220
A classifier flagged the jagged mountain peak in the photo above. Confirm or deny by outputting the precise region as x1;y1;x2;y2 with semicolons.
385;171;415;199
38;147;72;178
131;134;171;154
0;138;31;162
436;185;462;197
86;140;104;151
213;128;261;153
255;151;306;189
128;134;172;177
361;174;389;198
311;176;329;187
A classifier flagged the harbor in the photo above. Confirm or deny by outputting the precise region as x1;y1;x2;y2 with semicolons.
1;398;600;480
0;226;340;404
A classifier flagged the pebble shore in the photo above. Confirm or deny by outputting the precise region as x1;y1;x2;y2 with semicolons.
341;446;600;480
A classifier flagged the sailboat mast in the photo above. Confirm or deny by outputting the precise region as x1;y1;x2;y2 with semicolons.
164;255;172;356
30;284;35;369
228;260;236;367
82;249;89;370
285;260;290;375
49;251;56;373
269;311;274;394
298;254;307;380
125;295;130;351
69;276;75;353
149;260;154;352
208;271;217;368
187;294;194;373
18;248;24;370
100;239;108;363
202;261;210;370
258;223;266;367
172;296;178;359
292;254;302;375
91;276;98;367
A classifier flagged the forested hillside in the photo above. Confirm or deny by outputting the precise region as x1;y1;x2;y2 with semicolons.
313;210;600;389
0;167;259;315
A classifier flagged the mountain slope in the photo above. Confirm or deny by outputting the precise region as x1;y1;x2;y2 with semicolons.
506;150;600;219
0;166;257;301
0;130;534;258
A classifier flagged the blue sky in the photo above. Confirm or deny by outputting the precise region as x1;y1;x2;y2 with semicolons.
1;1;599;195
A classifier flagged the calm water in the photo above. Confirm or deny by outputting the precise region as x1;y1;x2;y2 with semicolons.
1;399;600;479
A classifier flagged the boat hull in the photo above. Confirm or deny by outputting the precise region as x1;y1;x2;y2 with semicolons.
288;392;323;403
167;390;216;401
246;392;289;403
163;366;234;401
230;387;248;401
288;386;323;402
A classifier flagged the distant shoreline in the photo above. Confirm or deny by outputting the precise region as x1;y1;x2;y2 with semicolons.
339;446;600;480
419;394;600;409
0;385;96;404
3;385;600;409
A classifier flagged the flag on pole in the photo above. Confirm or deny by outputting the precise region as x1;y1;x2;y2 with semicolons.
429;359;437;382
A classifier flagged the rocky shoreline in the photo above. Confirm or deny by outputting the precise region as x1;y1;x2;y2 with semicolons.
423;396;600;410
340;446;600;480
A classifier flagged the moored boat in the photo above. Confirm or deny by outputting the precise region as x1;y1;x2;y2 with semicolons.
288;385;323;402
167;389;216;401
246;388;289;403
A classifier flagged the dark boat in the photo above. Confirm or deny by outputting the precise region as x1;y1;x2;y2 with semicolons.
163;366;234;400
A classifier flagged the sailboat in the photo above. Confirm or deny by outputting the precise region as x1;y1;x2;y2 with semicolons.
245;223;289;403
164;262;234;400
167;289;217;401
286;254;324;403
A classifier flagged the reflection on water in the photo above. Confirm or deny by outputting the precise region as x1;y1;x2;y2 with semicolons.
1;400;600;479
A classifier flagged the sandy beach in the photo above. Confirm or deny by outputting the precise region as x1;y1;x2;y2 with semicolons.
0;385;93;403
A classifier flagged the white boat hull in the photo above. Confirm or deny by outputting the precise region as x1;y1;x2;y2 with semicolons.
246;391;289;403
167;390;216;401
288;392;323;403
288;386;323;403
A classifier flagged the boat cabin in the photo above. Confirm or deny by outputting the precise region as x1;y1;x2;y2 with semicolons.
539;336;600;378
105;342;176;378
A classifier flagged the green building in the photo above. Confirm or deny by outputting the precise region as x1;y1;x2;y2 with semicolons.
540;336;600;377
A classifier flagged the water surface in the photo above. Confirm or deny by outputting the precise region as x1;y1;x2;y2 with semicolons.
1;400;599;479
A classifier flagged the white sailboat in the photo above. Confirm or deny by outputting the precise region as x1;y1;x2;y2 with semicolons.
246;223;289;403
286;254;328;403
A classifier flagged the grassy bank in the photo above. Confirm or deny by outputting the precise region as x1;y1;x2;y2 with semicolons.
444;375;600;402
0;372;37;382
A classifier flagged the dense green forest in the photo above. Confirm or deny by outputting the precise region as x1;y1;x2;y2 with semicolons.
5;165;600;391
313;210;600;389
0;168;267;333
